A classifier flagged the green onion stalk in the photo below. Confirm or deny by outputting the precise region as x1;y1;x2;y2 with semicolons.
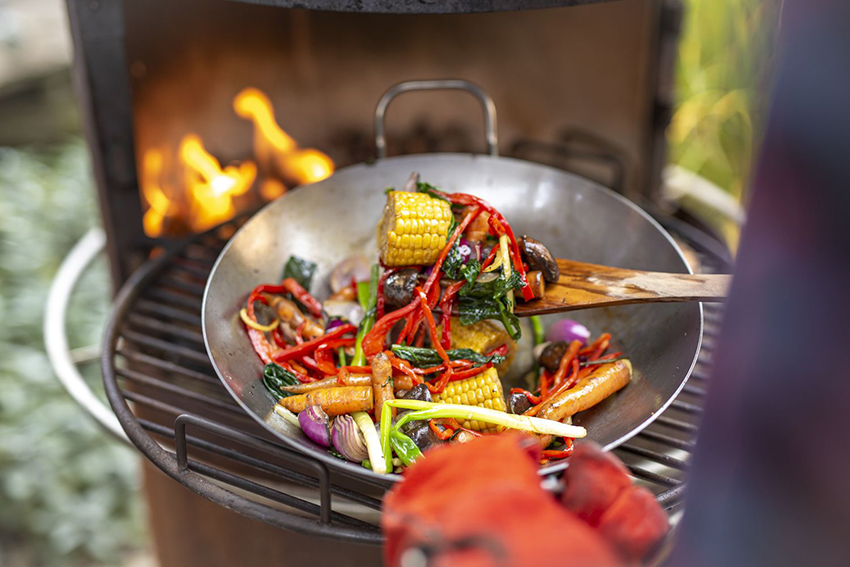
379;399;587;470
351;264;380;367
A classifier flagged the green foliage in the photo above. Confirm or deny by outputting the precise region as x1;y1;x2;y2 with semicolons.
669;0;777;203
0;142;145;565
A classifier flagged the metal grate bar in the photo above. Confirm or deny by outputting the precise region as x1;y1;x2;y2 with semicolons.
121;329;211;365
625;465;681;487
139;418;383;512
126;313;205;345
669;400;704;414
159;275;207;297
681;383;707;397
117;349;220;386
616;444;689;470
115;367;243;415
134;298;203;326
654;416;700;434
635;429;696;452
144;287;203;311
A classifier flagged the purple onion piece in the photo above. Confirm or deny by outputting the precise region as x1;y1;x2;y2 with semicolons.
332;414;369;462
458;238;474;264
325;319;345;331
546;319;592;345
298;405;331;447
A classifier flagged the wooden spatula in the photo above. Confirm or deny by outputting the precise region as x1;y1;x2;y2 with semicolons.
513;258;731;316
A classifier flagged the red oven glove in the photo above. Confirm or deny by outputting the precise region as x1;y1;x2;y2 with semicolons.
383;433;620;567
383;435;668;566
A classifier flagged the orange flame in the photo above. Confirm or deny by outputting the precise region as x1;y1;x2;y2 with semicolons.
140;87;335;237
234;87;334;185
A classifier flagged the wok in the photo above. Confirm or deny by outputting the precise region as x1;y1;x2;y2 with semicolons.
202;82;701;487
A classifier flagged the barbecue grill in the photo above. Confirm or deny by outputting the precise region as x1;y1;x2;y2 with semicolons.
49;0;734;563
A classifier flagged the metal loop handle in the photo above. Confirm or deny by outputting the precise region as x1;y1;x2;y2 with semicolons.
374;79;499;159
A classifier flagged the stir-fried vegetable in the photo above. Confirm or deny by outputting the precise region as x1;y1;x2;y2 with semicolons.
238;175;632;474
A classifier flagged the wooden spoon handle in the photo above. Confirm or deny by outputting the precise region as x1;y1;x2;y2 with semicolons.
514;259;732;316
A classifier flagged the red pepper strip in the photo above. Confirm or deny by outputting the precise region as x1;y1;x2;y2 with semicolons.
438;191;533;301
336;366;350;386
485;344;509;358
271;327;288;349
488;214;507;237
540;370;550;399
244;284;290;364
510;388;542;406
362;301;419;357
313;345;338;375
429;419;457;441
562;358;581;391
439;281;465;350
386;353;423;385
376;268;399;320
542;438;575;460
281;278;323;318
443;363;492;383
273;323;357;363
551;340;583;391
580;333;612;357
456;427;483;438
479;243;500;271
415;288;454;393
421;208;481;296
277;361;312;383
414;325;426;347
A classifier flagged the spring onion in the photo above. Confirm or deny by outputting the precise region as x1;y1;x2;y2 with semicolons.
383;399;587;443
352;411;387;474
351;264;379;366
273;405;301;428
380;397;394;473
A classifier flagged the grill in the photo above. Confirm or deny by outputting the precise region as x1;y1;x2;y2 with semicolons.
93;211;727;543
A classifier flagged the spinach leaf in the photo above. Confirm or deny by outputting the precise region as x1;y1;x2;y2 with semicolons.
262;363;299;400
281;255;317;290
456;294;522;341
391;345;506;368
460;259;482;290
460;271;523;299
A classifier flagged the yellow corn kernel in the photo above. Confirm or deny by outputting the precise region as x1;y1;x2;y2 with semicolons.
432;367;506;432
378;191;453;267
438;317;516;376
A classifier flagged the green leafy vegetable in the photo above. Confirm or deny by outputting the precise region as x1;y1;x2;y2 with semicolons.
459;259;482;289
531;315;545;346
391;345;505;368
389;430;422;467
262;363;299;400
282;255;317;289
441;240;465;280
415;181;450;203
460;271;523;299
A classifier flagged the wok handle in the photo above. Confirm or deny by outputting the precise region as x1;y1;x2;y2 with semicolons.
374;79;499;159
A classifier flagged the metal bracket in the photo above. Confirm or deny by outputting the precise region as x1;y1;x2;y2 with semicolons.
374;79;499;159
174;413;332;524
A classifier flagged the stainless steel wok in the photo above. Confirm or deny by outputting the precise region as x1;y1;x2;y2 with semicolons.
202;81;702;486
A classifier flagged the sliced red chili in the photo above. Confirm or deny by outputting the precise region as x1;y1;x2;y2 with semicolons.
273;323;357;363
282;278;323;318
313;345;338;375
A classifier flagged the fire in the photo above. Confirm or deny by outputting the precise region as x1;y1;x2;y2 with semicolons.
140;87;335;237
233;87;334;185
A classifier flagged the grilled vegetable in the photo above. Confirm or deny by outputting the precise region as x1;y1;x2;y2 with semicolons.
352;411;387;474
443;317;515;375
383;268;419;306
431;367;507;432
391;344;507;369
401;420;444;453
278;385;373;416
378;191;453;266
282;373;370;394
298;405;331;447
546;319;591;345
539;341;569;373
537;360;632;423
519;235;559;283
332;414;369;462
508;391;533;415
281;255;317;289
264;294;324;340
371;352;395;423
525;270;546;299
402;383;432;403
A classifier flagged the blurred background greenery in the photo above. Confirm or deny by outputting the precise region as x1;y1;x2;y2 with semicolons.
0;0;774;565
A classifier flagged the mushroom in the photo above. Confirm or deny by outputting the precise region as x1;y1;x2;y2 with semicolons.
508;392;533;415
519;236;560;283
384;268;420;306
539;341;569;373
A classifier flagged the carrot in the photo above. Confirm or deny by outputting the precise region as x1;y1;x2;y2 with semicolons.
283;374;371;394
278;386;373;416
371;352;395;423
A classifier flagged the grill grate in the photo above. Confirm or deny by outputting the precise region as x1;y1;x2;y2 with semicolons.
102;217;725;542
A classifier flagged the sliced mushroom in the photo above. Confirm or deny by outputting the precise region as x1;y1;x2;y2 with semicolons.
508;392;533;415
384;268;420;306
539;341;569;373
520;236;560;283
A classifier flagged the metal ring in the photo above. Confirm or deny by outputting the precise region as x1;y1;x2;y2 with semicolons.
374;79;499;159
44;227;130;444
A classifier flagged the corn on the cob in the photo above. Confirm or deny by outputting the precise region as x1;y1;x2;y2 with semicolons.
444;317;516;375
378;191;453;267
432;367;507;433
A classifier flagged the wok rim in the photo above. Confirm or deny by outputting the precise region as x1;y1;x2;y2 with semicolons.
202;153;703;487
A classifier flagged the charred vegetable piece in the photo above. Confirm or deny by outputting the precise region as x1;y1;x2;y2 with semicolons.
264;294;324;340
402;384;432;403
391;344;506;370
431;367;507;432
525;270;546;299
282;373;371;394
332;414;369;462
539;341;569;373
383;268;420;306
378;191;453;266
508;391;533;415
401;419;444;453
281;255;317;289
262;363;299;400
278;386;373;416
298;405;332;447
519;235;559;283
371;352;395;423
